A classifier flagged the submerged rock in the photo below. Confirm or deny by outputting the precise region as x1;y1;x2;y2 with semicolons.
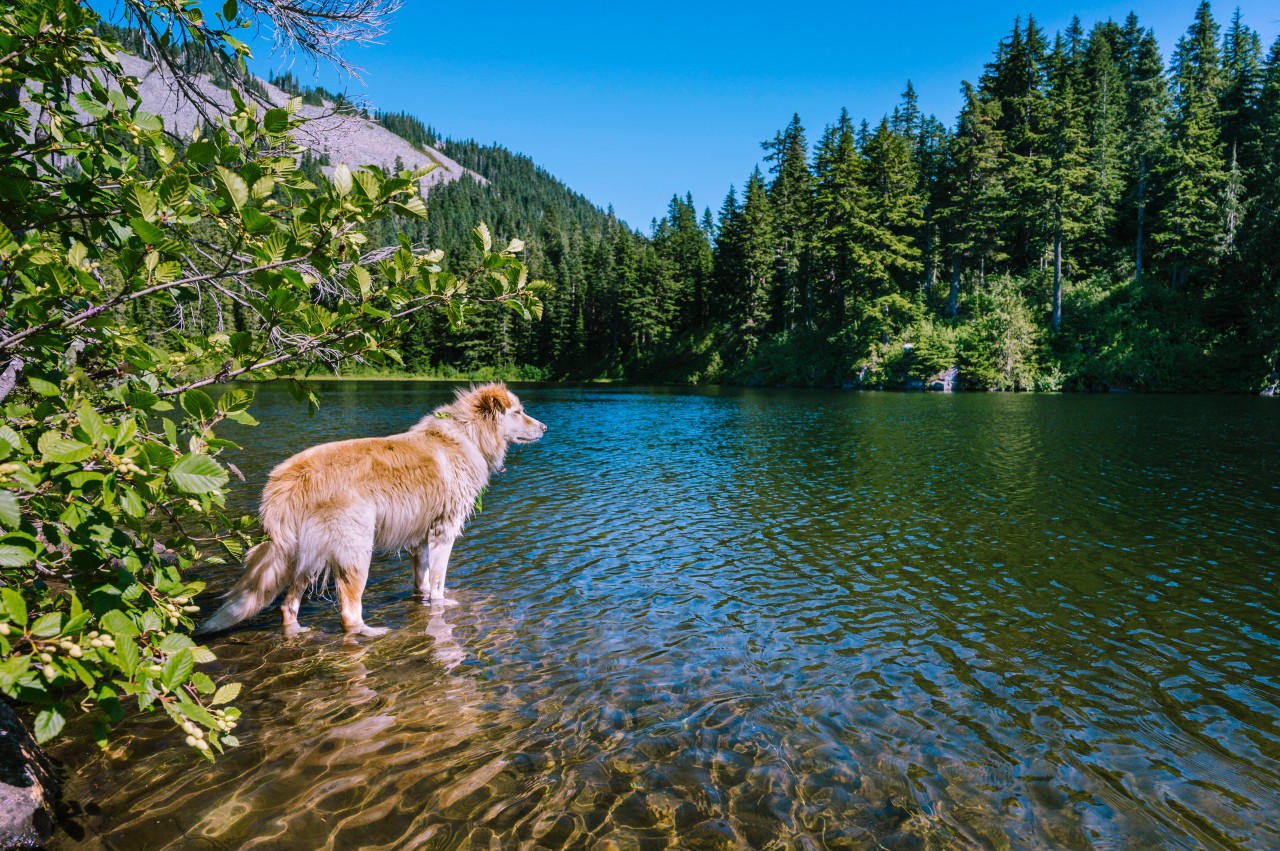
0;701;58;849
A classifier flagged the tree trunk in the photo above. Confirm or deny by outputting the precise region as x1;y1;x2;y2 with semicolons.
1051;226;1063;333
946;255;961;317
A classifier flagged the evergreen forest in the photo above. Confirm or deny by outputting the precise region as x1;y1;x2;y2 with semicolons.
162;3;1280;391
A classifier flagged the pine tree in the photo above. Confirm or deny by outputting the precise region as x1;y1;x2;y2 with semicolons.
1045;31;1092;331
984;15;1051;269
914;115;950;298
811;109;867;325
735;169;777;352
1219;9;1263;252
859;117;924;299
891;80;922;143
653;193;713;329
1157;1;1228;290
940;82;1008;313
1117;13;1168;282
1220;7;1263;171
1079;21;1126;266
762;115;813;331
1243;36;1280;369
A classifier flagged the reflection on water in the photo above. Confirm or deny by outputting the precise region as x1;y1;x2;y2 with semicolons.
51;385;1280;849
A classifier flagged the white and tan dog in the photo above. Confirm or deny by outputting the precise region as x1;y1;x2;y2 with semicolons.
200;383;546;636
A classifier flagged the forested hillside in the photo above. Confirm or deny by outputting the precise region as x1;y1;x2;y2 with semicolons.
390;1;1279;392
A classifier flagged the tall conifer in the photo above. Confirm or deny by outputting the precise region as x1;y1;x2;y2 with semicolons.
1158;1;1228;289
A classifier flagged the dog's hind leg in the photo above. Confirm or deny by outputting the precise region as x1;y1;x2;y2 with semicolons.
336;555;386;636
280;570;311;635
333;520;386;635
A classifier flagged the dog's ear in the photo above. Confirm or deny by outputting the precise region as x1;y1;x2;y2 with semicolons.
473;385;511;421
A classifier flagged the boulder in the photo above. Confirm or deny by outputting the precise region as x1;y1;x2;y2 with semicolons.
927;366;959;392
0;701;58;849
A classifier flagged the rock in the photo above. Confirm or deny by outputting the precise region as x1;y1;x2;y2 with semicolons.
927;366;958;392
0;700;58;849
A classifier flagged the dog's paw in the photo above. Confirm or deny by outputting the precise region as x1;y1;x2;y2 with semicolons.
429;595;461;609
349;623;390;637
283;624;312;637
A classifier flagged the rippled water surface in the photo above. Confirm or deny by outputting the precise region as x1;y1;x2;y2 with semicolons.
51;384;1280;849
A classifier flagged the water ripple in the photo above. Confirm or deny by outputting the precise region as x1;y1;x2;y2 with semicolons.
50;386;1280;849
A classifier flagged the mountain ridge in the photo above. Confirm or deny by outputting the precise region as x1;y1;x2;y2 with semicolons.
114;50;486;194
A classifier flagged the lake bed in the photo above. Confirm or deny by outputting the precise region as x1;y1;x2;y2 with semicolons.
51;385;1280;849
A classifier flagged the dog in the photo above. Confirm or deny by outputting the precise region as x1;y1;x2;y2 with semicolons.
199;383;546;636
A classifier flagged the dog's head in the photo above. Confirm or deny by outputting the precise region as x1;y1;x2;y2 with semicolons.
466;383;547;444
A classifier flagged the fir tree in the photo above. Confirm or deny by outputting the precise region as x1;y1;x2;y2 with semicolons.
1117;13;1168;282
940;82;1008;313
734;169;777;352
763;114;813;331
1079;22;1126;266
859;117;924;299
811;109;867;324
1045;32;1092;331
1157;1;1228;290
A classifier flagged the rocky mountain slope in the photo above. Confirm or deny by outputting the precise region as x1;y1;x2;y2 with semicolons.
115;51;485;193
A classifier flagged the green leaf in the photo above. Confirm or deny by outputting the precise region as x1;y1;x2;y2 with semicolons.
142;442;176;468
122;184;159;222
210;682;241;706
263;108;288;133
472;222;492;252
240;207;273;234
187;141;217;164
115;636;139;676
349;264;372;299
119;486;144;518
222;0;238;22
214;167;249;211
181;389;217;421
0;656;31;693
62;611;91;636
30;613;63;638
27;377;60;397
0;492;19;528
77;403;105;446
331;163;353;197
33;706;66;743
169;454;229;494
1;588;27;627
191;672;216;694
160;649;194;690
158;634;195;652
99;609;139;638
125;390;160;410
39;434;93;464
0;543;35;567
217;389;253;414
130;218;167;245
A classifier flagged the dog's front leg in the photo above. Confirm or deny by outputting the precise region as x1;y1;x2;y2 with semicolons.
428;533;457;606
412;546;430;597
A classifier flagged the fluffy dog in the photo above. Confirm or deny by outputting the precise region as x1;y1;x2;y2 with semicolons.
199;383;546;636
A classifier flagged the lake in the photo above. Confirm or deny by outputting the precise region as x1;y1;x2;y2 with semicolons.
50;384;1280;849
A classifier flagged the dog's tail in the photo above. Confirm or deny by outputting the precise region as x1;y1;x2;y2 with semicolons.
196;540;291;634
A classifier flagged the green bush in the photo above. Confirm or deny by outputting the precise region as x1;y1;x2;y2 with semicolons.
0;0;543;756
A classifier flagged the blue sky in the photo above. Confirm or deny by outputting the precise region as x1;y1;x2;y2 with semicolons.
243;1;1280;232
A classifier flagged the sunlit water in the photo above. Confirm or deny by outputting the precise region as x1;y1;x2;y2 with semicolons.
50;384;1280;849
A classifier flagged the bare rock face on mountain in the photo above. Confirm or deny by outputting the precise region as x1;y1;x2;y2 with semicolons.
115;52;485;194
0;700;58;849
